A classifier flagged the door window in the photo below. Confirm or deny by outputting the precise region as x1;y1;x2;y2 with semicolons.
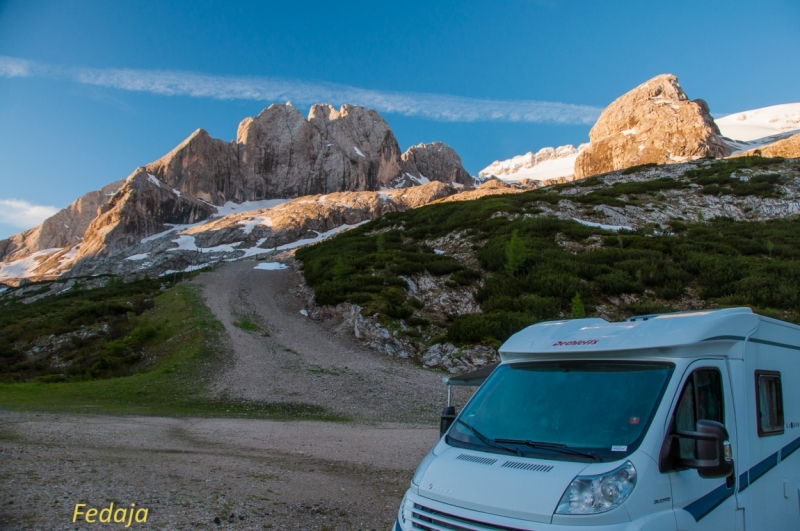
674;369;724;459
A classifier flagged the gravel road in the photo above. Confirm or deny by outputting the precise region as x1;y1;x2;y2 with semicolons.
197;260;451;424
0;259;475;530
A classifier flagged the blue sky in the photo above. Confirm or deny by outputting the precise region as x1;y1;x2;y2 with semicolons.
0;0;798;239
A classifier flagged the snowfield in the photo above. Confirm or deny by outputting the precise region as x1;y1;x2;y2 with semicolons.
716;103;800;142
479;144;588;182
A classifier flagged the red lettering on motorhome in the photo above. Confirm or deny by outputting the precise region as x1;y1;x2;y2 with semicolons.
552;339;599;346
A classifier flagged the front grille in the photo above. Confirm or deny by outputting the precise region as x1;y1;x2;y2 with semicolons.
411;503;529;531
501;461;553;473
455;454;498;466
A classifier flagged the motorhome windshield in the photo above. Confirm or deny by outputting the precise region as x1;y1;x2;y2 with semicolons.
447;360;674;461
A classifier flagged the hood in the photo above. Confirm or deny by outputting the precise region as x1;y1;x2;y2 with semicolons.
417;447;589;523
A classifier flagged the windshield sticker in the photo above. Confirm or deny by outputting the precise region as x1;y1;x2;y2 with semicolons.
611;445;628;452
629;417;640;425
552;339;598;347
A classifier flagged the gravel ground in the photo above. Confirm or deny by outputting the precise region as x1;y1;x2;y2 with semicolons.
0;259;475;530
0;412;436;530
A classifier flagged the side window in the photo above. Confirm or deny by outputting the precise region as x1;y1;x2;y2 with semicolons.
756;371;784;437
674;369;724;459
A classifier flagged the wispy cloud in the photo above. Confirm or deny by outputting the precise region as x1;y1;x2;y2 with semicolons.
0;55;34;77
0;198;59;230
0;55;601;125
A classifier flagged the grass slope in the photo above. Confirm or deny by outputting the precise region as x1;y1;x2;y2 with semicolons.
0;282;343;420
297;157;800;348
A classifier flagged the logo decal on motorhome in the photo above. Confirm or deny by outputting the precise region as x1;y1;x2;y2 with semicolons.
427;483;453;495
552;339;598;346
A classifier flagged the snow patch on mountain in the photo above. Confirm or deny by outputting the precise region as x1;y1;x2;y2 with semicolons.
479;144;589;182
716;103;800;142
212;199;290;217
0;248;61;281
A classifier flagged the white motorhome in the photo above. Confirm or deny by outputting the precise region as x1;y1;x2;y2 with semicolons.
394;308;799;531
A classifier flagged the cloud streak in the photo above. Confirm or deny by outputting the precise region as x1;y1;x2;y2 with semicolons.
0;199;59;230
0;55;601;125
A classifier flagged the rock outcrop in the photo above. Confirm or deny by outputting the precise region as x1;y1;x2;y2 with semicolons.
237;103;406;198
737;133;800;159
74;169;216;261
63;182;458;278
0;179;124;263
398;142;473;188
574;74;733;179
144;129;241;205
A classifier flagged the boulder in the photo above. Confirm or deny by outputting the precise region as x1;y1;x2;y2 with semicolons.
574;74;733;179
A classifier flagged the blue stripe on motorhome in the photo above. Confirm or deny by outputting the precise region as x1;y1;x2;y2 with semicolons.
749;452;778;483
702;335;800;352
737;471;749;492
687;435;800;514
781;435;800;461
748;337;800;351
683;482;735;521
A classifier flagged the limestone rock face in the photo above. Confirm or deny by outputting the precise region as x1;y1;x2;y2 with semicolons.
399;142;473;187
139;103;470;205
75;169;216;260
738;133;800;159
574;74;733;179
237;103;404;198
0;179;124;262
1;102;472;279
145;129;242;205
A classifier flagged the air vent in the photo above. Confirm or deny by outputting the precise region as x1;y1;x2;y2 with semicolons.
456;454;498;466
501;460;554;472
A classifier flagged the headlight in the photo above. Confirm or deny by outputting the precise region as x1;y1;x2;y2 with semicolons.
411;450;437;486
556;461;636;515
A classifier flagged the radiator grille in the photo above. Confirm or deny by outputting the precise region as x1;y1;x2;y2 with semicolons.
411;503;529;531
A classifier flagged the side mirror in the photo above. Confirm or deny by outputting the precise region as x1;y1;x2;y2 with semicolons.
440;406;456;436
675;420;734;479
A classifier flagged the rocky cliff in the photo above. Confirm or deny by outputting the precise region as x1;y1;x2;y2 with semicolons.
0;179;124;263
398;142;474;188
574;74;733;179
74;169;217;261
144;103;470;204
0;103;472;273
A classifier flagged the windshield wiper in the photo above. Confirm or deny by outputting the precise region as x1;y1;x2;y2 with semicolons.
494;438;601;461
456;420;520;456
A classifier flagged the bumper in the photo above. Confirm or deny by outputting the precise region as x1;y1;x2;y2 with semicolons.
394;489;669;531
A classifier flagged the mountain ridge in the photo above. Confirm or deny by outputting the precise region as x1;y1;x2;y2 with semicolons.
0;102;473;280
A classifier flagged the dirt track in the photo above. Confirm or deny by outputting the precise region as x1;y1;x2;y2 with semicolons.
197;260;449;423
0;260;474;530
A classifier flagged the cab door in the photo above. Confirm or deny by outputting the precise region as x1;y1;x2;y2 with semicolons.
664;360;738;530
